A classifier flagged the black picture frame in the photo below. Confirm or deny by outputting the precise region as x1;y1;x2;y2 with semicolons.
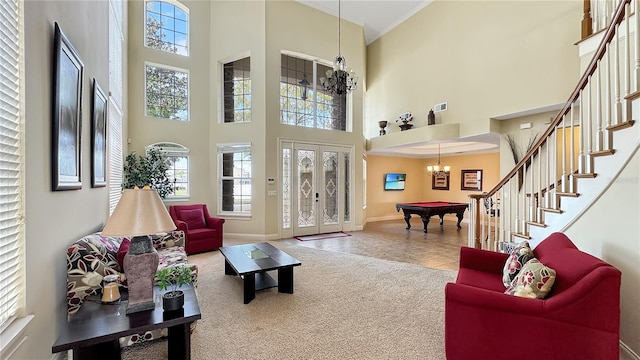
91;79;107;188
52;22;84;191
432;173;450;190
461;169;483;191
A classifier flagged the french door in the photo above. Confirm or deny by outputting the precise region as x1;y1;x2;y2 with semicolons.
281;141;353;237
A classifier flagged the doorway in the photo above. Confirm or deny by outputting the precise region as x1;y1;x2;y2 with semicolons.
280;141;353;237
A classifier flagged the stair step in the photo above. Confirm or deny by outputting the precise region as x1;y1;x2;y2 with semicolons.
526;221;547;228
540;207;564;214
556;192;580;197
573;173;597;178
590;149;616;157
624;90;640;101
511;232;531;240
606;119;635;131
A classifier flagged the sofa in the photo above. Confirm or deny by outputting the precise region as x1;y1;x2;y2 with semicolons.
445;232;621;360
169;204;225;254
65;230;197;346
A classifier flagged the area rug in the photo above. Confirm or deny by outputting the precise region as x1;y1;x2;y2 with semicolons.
295;231;351;241
122;241;456;360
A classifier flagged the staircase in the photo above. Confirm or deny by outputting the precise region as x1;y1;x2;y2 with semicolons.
469;0;638;250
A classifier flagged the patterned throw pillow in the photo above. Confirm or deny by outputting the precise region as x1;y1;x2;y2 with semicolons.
505;258;556;299
502;241;535;287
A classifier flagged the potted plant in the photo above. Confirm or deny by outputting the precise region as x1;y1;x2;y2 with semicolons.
122;147;174;199
155;265;193;311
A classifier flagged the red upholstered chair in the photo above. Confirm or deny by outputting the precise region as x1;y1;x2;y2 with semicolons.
444;232;621;360
169;204;225;255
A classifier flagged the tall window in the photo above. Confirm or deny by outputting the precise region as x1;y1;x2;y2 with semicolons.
223;57;251;123
0;0;25;334
145;0;189;56
218;144;252;215
145;63;189;121
280;54;347;131
147;143;190;199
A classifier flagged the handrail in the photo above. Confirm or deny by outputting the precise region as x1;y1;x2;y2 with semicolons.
483;0;630;199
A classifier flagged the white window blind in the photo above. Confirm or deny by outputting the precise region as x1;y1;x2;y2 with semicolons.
108;100;123;214
0;0;24;332
108;0;124;214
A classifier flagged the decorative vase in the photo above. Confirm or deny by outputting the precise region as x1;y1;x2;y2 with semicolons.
162;290;185;311
378;121;388;135
428;109;436;125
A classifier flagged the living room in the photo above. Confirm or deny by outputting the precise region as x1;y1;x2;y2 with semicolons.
2;0;639;359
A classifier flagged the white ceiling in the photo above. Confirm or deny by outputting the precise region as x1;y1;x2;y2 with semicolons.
296;0;501;157
296;0;432;45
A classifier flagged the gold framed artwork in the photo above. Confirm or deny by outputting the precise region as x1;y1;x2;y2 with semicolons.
461;169;483;191
432;173;450;190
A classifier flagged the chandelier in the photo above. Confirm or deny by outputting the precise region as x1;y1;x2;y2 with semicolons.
427;144;451;176
319;0;358;95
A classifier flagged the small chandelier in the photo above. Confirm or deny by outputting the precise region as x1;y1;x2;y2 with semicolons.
427;144;451;176
319;0;358;95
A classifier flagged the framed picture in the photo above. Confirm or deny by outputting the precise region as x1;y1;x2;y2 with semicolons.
52;22;84;191
91;79;107;188
461;169;483;191
432;173;450;190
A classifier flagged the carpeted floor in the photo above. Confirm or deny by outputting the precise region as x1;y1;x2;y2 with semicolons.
121;240;457;360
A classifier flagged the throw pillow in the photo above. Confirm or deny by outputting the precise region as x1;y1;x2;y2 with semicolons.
502;240;535;287
505;258;556;299
116;238;131;271
179;208;206;229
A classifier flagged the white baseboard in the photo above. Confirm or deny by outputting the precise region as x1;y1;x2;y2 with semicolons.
621;340;640;360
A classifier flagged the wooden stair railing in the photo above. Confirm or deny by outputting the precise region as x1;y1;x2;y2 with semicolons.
470;0;638;251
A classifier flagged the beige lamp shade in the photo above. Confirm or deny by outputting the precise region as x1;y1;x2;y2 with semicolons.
102;187;176;237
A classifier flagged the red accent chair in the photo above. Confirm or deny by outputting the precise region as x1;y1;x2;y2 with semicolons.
445;232;621;360
169;204;225;255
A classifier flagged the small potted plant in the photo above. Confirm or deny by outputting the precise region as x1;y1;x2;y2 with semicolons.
155;265;193;311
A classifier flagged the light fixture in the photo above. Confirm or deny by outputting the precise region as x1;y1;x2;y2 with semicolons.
319;0;358;95
101;186;176;314
299;73;310;100
427;144;451;176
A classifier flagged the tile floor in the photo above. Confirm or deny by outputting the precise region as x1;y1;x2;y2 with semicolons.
281;217;467;271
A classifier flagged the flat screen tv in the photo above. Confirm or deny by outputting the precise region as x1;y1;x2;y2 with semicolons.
384;173;406;191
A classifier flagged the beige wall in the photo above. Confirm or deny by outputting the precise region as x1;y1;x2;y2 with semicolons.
265;0;366;234
365;0;581;139
128;0;213;206
366;152;500;221
128;0;366;238
19;1;110;359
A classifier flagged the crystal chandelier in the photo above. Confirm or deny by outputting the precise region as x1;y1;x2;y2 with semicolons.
427;144;451;176
319;0;358;95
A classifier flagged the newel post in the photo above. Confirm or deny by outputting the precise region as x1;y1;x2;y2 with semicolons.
582;0;593;39
469;194;483;249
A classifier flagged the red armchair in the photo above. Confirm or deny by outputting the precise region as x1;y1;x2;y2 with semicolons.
445;232;621;360
169;204;225;255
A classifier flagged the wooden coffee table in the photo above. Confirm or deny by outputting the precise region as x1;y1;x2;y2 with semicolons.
52;285;200;360
219;242;301;304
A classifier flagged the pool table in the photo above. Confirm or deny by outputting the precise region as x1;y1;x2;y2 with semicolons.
395;201;469;233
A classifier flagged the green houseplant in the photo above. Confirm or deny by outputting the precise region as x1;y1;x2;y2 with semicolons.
155;265;193;311
122;147;173;198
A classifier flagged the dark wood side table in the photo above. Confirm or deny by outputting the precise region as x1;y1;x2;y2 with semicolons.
52;285;201;360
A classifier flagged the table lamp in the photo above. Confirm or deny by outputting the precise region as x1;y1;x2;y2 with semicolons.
101;186;176;314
